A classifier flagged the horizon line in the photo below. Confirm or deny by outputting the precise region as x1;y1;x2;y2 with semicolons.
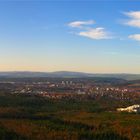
0;70;140;75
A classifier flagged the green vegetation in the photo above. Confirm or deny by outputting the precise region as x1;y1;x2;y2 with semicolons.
0;93;140;140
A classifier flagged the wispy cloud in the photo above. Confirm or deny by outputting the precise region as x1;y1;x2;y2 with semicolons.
123;11;140;28
122;11;140;42
124;11;140;19
68;20;112;40
78;27;111;40
68;20;95;28
129;34;140;41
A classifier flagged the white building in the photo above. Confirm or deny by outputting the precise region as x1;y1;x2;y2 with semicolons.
117;105;140;113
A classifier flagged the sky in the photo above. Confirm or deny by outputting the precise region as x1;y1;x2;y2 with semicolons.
0;0;140;73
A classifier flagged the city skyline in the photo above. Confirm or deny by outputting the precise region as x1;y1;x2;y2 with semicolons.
0;1;140;74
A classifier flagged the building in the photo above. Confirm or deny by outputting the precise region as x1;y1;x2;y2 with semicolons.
117;105;140;113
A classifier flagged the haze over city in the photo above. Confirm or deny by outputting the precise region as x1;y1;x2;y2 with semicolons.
0;1;140;73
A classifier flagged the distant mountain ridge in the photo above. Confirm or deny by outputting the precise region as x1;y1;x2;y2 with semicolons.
0;71;140;80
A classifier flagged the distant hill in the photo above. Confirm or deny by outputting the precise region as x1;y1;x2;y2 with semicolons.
0;71;140;80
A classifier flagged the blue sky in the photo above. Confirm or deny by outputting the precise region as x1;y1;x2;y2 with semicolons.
0;1;140;73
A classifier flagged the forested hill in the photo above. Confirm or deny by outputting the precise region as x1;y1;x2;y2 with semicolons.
0;71;140;80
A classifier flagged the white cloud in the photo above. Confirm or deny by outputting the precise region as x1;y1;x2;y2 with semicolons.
123;11;140;41
68;20;95;28
129;34;140;41
68;20;112;40
78;27;111;40
123;11;140;28
124;11;140;19
125;20;140;28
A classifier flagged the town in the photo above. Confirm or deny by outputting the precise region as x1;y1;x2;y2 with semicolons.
0;77;140;102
